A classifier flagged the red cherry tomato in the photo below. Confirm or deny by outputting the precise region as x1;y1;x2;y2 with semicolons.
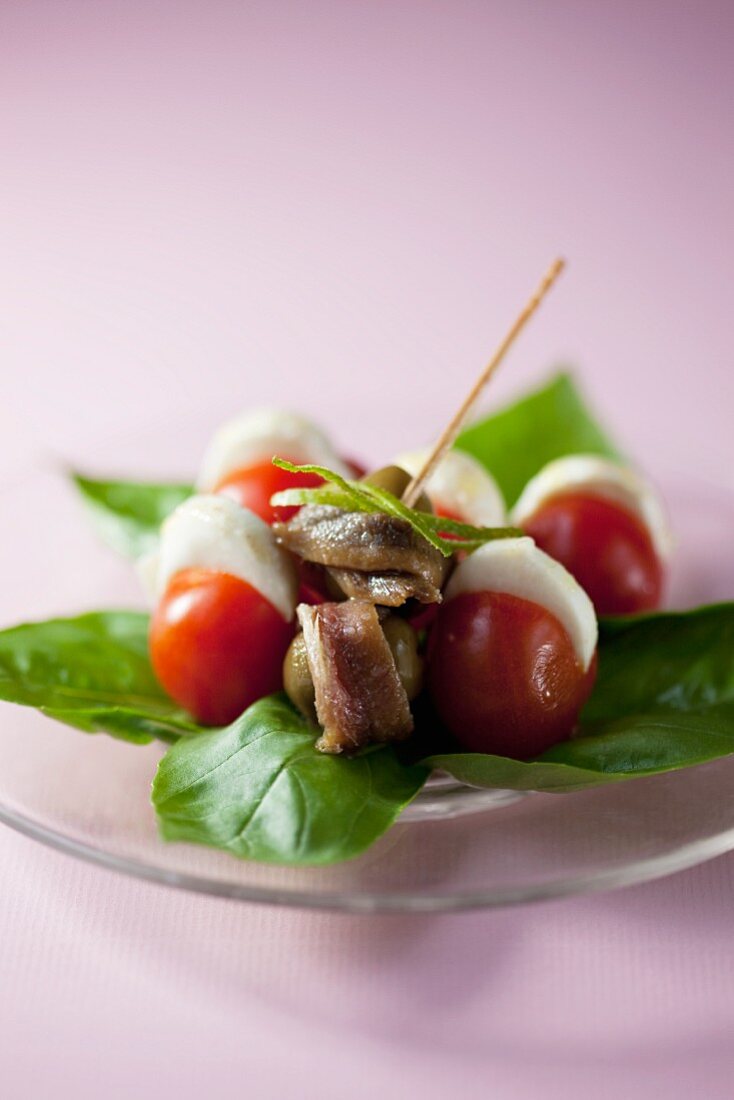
150;568;294;726
213;460;324;523
520;491;663;615
428;590;596;758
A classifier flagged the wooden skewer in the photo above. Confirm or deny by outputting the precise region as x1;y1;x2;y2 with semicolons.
401;257;566;508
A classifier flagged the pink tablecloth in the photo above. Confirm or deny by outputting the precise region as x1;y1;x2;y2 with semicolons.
2;3;733;1096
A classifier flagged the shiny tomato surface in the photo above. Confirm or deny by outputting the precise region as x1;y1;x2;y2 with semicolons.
428;590;596;758
521;491;663;615
150;568;294;726
213;460;323;523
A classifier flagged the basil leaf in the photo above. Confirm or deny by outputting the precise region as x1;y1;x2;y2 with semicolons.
152;695;429;865
0;612;196;744
423;603;734;792
456;372;620;507
582;606;734;724
271;458;521;555
72;474;193;557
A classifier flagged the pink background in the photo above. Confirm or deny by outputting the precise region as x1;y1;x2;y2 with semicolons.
1;2;734;1097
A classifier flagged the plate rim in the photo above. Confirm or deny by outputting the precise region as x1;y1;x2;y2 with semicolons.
2;780;734;913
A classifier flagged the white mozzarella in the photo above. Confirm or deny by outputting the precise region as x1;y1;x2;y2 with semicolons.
394;448;506;526
197;409;351;491
511;455;673;560
141;495;297;621
445;537;598;670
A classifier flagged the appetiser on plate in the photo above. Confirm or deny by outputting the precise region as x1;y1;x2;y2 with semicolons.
1;260;732;869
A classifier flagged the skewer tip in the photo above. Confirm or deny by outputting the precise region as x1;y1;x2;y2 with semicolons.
400;256;568;509
549;257;566;279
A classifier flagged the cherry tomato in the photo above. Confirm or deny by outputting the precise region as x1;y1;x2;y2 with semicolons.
150;568;294;725
428;590;596;758
520;491;663;615
213;460;324;524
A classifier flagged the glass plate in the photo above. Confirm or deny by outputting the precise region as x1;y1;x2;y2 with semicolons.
1;468;733;913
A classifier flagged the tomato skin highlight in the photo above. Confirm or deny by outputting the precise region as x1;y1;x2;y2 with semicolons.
150;568;294;726
213;461;324;524
428;590;596;759
520;491;664;615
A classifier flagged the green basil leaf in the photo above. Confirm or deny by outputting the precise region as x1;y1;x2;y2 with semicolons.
152;694;429;865
72;474;193;557
0;611;196;744
456;372;621;507
582;606;734;724
423;603;734;792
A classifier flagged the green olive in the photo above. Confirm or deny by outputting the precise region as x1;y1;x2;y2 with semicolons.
381;615;424;702
283;633;317;723
362;465;433;514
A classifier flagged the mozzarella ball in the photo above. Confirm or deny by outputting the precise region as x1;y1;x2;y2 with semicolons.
139;494;297;621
